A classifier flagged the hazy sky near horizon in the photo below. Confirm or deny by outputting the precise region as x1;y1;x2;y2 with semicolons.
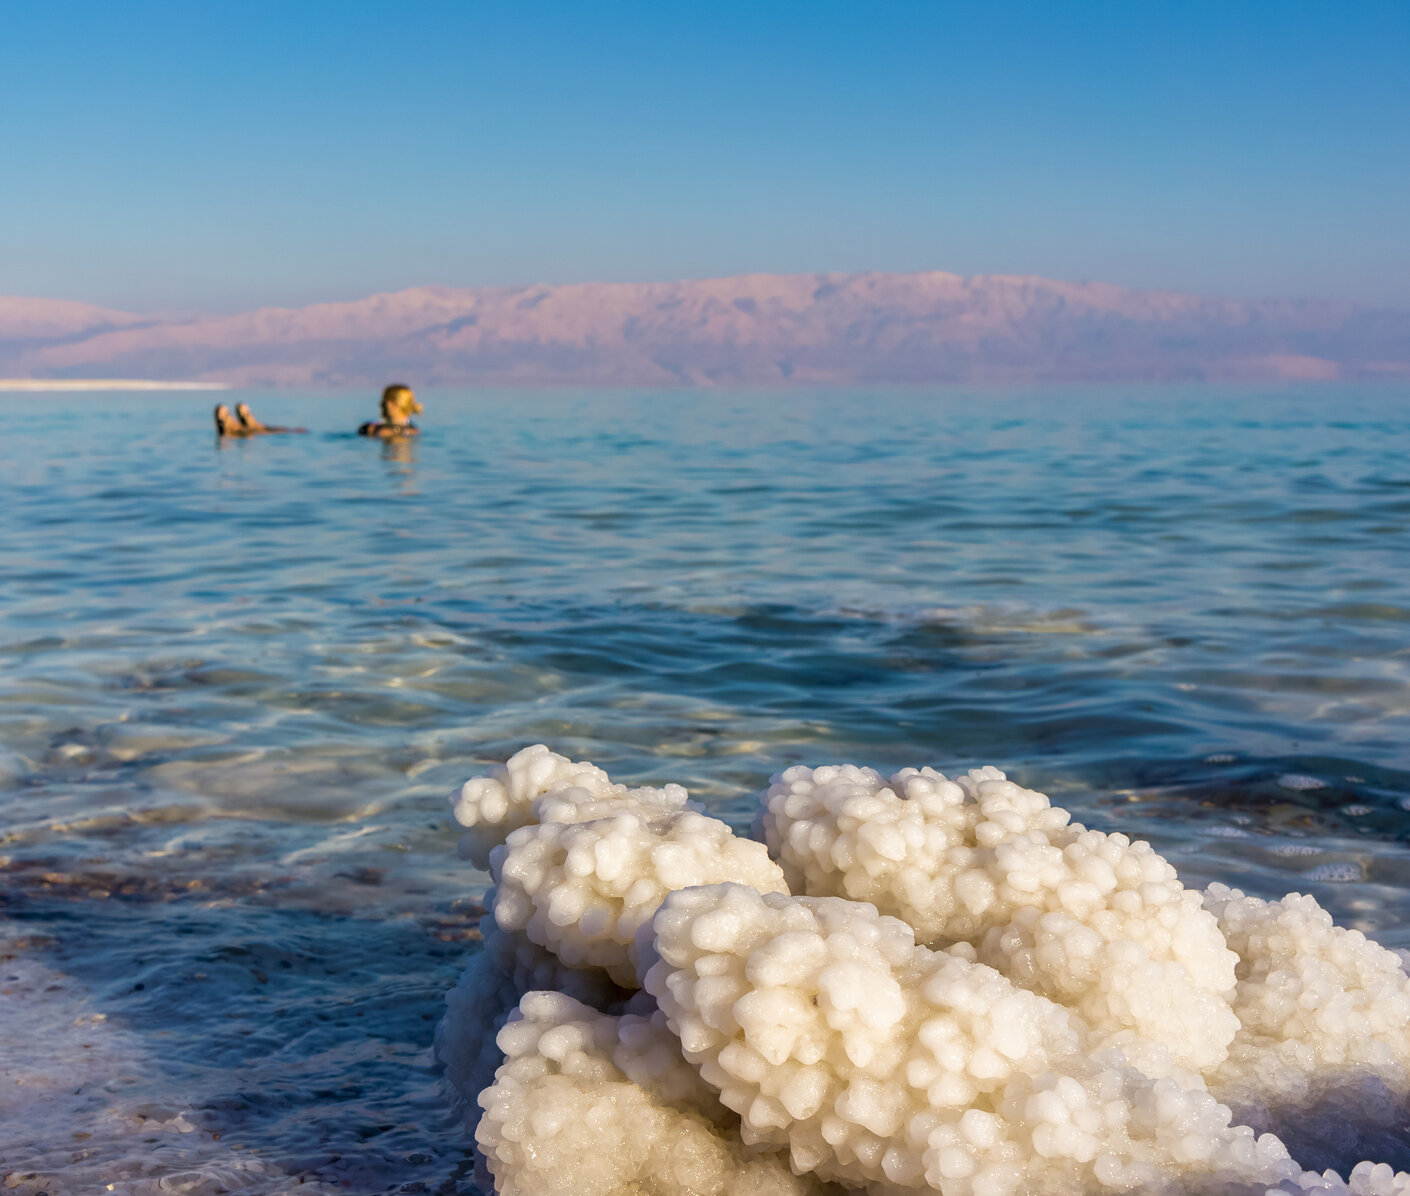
2;1;1407;313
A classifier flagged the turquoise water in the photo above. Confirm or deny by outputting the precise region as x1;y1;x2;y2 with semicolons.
3;386;1410;1193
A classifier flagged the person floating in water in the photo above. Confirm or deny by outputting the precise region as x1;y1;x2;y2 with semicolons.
213;403;253;436
358;384;422;438
235;401;306;434
213;402;305;436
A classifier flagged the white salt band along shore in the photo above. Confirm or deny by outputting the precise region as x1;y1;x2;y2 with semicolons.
437;745;1410;1196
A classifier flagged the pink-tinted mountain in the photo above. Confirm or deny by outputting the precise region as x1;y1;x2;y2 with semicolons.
2;272;1408;387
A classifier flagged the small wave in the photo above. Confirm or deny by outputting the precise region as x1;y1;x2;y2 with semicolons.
1304;862;1365;882
1279;773;1330;791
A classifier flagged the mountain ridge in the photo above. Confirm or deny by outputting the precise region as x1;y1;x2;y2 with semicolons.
2;271;1407;387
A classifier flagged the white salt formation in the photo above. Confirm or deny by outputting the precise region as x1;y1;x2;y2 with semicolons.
476;990;841;1196
1204;882;1410;1163
442;742;793;1184
1205;884;1410;1090
437;920;629;1122
459;743;789;987
453;743;692;869
756;764;1239;1074
492;805;787;986
642;882;1297;1195
441;749;1410;1196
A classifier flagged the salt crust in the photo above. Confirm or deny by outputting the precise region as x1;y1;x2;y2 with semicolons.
452;743;693;870
1205;883;1410;1152
462;744;788;986
1207;885;1410;1087
436;920;629;1123
755;764;1239;1075
474;990;844;1196
444;748;1410;1196
643;883;1294;1195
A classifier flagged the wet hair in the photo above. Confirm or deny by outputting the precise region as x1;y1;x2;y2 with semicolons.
381;384;410;416
380;384;421;419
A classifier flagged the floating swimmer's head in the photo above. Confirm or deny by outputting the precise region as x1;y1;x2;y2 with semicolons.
380;384;422;423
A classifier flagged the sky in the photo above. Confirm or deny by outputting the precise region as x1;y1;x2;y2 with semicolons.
1;0;1407;313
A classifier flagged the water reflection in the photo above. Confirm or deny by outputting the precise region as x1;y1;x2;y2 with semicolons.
381;435;417;467
380;433;419;491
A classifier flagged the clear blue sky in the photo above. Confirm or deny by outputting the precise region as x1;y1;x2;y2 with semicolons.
2;0;1406;312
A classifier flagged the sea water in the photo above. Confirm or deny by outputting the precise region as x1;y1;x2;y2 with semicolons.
1;385;1409;1194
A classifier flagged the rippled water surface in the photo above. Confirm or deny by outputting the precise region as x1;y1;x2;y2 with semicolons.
3;386;1410;1192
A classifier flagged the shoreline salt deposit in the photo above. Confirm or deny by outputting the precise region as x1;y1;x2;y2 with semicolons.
439;747;1410;1195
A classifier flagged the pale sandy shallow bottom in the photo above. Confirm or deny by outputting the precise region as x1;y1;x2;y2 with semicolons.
1;387;1409;1193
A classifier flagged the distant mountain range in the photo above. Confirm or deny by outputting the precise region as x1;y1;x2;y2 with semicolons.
2;272;1408;387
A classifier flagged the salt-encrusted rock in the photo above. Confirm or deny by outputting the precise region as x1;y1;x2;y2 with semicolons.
436;918;631;1194
476;990;841;1196
756;764;1239;1073
642;882;1298;1196
490;803;788;987
477;915;623;1001
1205;883;1410;1128
438;920;627;1110
450;750;1410;1195
452;743;692;869
1343;1163;1410;1195
1275;1163;1410;1195
454;747;788;987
